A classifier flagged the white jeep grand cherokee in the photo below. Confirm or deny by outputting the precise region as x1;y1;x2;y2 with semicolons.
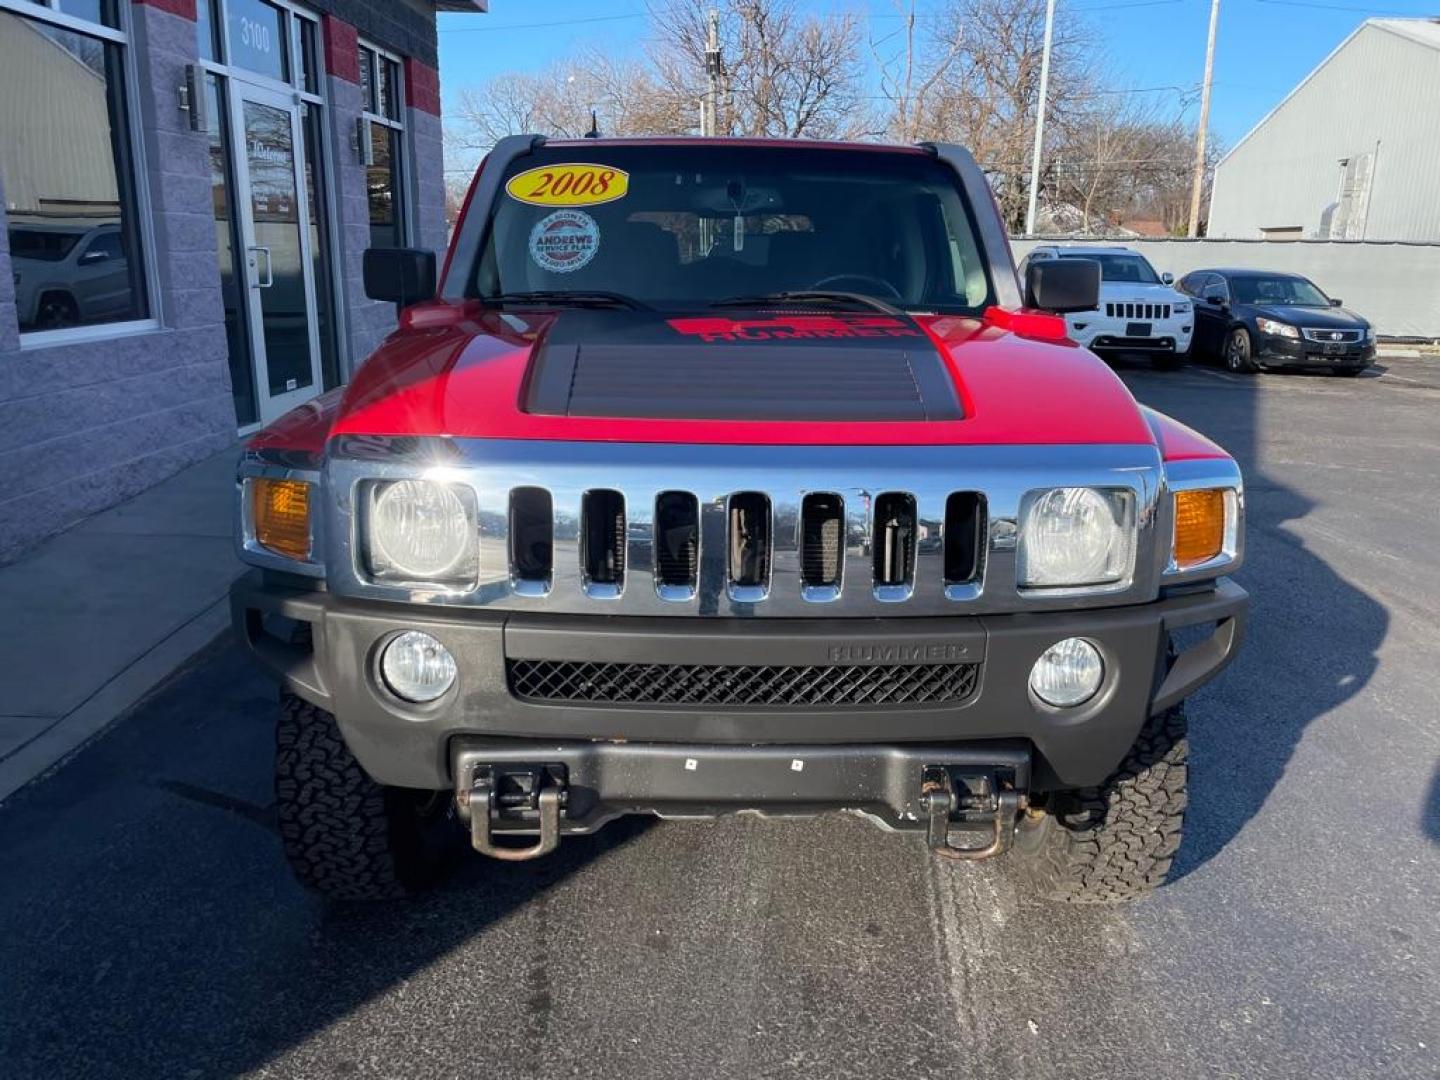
1020;245;1193;368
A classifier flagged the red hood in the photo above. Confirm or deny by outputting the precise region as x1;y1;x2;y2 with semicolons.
290;302;1156;450
306;300;1157;449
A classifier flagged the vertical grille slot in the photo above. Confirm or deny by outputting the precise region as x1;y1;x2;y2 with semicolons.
581;489;625;589
654;491;699;595
801;493;844;588
728;491;771;597
873;492;916;589
943;492;985;585
509;487;553;587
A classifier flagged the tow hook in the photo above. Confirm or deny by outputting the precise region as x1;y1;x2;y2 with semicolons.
456;765;567;862
921;766;1027;861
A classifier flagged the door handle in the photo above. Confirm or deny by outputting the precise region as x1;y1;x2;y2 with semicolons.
249;246;273;288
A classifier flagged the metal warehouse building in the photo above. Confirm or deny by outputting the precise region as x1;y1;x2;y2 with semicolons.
0;0;483;561
1207;18;1440;242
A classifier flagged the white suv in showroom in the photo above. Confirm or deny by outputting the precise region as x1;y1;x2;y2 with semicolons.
1020;245;1193;368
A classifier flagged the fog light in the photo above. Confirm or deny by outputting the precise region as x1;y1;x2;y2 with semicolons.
1029;637;1104;708
380;631;456;703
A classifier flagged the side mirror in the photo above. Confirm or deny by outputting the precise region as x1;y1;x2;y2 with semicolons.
1161;272;1174;285
1328;297;1343;307
1024;258;1100;314
78;249;109;266
1206;294;1225;306
363;247;436;309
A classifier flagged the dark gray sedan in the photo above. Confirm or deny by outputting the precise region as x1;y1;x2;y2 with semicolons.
1177;269;1376;375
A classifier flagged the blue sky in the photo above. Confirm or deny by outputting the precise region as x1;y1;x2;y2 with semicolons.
437;0;1437;153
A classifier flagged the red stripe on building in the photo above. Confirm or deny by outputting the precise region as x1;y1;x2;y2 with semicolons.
133;0;197;19
322;14;360;84
404;57;441;116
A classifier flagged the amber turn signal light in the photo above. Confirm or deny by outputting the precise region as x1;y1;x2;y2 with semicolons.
1172;488;1226;568
252;478;312;561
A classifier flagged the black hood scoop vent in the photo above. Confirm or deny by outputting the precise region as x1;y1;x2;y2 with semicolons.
522;310;963;423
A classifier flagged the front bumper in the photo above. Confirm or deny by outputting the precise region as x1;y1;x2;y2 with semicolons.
1257;337;1375;369
1069;320;1193;352
232;572;1247;797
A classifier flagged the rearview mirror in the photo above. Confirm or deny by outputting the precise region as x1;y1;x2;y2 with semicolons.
1024;258;1100;314
363;247;436;309
1329;297;1343;307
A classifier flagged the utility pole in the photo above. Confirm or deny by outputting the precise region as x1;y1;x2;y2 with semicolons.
1187;0;1220;237
1024;0;1056;237
701;9;722;137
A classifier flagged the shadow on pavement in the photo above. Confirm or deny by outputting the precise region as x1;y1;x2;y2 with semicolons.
0;644;652;1079
1111;356;1388;878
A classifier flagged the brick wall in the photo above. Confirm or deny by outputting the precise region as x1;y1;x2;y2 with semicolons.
405;58;448;256
0;1;233;563
322;13;446;377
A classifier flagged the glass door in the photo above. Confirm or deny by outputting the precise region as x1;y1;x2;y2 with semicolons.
229;80;323;424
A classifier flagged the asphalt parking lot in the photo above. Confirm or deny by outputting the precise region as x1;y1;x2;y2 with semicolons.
1;355;1437;1080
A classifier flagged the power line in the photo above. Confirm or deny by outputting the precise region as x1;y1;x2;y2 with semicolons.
443;11;648;33
1252;0;1419;11
1070;0;1184;10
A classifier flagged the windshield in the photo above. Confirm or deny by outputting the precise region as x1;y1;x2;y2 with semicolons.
1058;252;1161;285
471;145;993;313
8;227;84;262
1231;276;1329;307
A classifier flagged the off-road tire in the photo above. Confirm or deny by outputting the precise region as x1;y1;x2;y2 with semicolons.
1012;704;1187;904
276;691;460;900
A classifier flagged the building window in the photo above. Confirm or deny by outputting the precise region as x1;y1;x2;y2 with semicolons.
1;3;149;336
359;42;406;249
224;0;288;82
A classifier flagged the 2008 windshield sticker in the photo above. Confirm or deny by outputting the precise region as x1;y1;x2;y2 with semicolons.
506;164;629;207
529;210;600;274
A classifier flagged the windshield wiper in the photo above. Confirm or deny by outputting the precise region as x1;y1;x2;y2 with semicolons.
710;291;907;319
482;290;651;311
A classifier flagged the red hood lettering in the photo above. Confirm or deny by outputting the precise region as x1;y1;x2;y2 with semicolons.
668;314;924;344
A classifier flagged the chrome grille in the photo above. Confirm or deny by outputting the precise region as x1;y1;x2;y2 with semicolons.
507;658;980;706
1105;302;1172;320
1301;328;1362;343
322;439;1167;617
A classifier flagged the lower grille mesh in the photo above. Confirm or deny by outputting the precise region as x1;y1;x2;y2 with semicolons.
508;659;980;707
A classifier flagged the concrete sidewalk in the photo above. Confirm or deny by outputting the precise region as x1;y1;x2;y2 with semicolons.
0;447;241;802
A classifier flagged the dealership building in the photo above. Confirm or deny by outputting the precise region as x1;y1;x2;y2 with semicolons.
0;0;482;561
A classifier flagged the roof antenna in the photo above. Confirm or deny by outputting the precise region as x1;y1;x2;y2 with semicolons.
584;109;600;138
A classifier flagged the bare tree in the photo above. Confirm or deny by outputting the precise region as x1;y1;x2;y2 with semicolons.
441;0;1208;235
871;0;964;143
1048;96;1165;233
447;51;690;153
649;0;867;139
918;0;1098;229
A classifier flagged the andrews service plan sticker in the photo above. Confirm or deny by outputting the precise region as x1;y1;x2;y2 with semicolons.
529;209;600;274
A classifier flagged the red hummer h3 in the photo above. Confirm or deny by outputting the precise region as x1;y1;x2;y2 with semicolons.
232;136;1247;902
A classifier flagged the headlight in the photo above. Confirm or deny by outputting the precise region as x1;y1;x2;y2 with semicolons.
1173;302;1191;313
1017;487;1135;589
1256;317;1298;339
365;479;478;585
1364;327;1376;343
